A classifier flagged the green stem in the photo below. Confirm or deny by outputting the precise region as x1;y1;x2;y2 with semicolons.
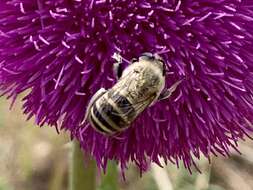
69;140;96;190
98;161;119;190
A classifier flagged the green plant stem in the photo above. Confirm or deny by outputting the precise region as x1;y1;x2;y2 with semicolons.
98;161;119;190
69;140;96;190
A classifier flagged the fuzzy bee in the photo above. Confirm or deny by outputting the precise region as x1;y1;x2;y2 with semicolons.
83;52;181;136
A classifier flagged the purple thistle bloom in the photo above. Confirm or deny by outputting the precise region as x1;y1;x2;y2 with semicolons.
1;0;253;174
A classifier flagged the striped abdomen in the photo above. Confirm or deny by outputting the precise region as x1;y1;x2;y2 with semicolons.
88;91;136;135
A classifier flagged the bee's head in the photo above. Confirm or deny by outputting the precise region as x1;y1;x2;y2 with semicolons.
137;52;166;76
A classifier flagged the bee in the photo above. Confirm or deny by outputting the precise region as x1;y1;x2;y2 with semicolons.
83;52;182;136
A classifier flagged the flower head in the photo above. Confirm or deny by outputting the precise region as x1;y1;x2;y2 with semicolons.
1;0;253;174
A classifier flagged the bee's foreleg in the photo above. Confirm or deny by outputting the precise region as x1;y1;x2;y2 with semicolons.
158;80;182;101
112;53;123;80
80;88;107;125
131;58;138;63
113;61;123;80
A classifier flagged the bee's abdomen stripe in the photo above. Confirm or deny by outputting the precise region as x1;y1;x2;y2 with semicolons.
101;104;126;128
98;101;130;129
89;112;109;134
110;93;136;120
92;104;118;132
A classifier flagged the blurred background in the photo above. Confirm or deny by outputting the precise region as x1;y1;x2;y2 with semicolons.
0;97;253;190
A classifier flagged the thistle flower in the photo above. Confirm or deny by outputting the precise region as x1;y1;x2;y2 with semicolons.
1;0;253;174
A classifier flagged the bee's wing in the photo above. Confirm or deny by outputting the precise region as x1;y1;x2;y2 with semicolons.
108;70;154;120
109;89;154;119
106;94;150;126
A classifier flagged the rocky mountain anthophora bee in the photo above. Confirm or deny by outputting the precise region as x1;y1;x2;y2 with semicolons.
83;52;182;136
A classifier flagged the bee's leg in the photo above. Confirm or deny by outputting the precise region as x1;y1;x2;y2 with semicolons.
131;58;138;63
113;61;123;80
112;53;123;80
158;80;182;101
80;88;107;125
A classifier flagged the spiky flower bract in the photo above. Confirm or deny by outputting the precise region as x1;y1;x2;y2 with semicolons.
1;0;253;174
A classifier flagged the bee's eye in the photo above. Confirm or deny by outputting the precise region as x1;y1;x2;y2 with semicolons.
131;58;138;63
139;52;154;60
142;52;153;57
